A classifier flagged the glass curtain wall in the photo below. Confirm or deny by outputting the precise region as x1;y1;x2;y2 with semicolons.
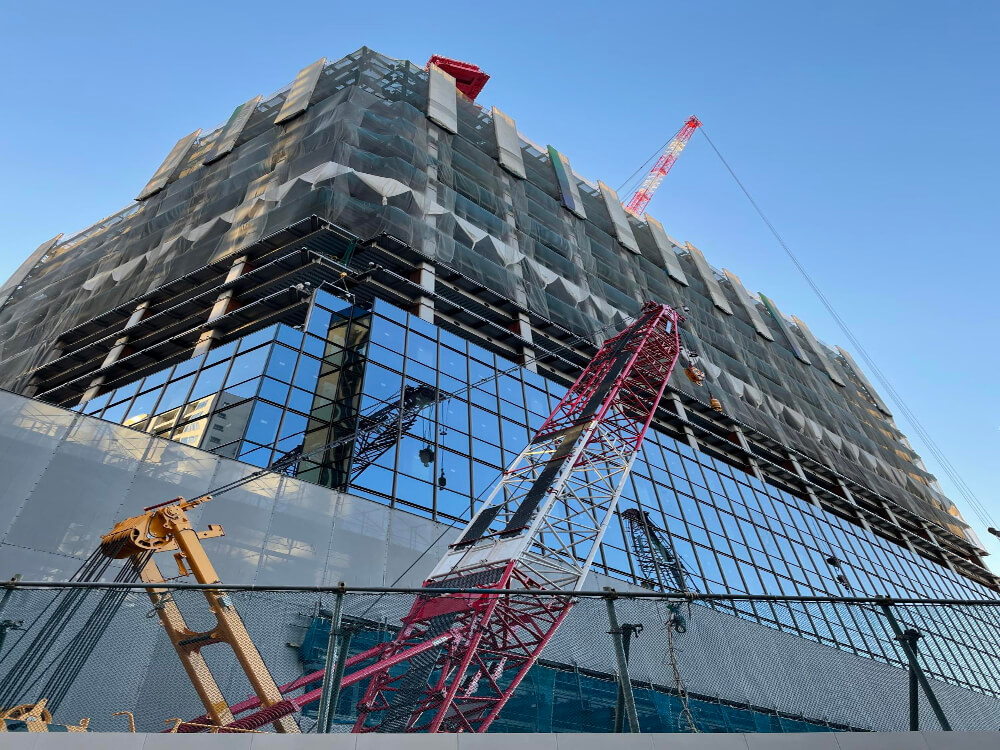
348;297;1000;699
78;290;1000;698
78;292;371;483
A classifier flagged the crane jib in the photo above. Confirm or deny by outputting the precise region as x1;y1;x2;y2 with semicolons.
456;310;656;545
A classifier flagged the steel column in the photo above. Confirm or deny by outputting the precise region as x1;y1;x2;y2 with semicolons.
316;588;346;733
605;589;641;733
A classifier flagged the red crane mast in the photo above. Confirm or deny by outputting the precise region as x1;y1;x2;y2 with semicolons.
624;116;701;217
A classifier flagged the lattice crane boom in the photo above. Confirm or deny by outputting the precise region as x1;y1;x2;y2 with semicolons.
351;300;683;733
179;301;684;734
624;116;701;217
621;508;687;593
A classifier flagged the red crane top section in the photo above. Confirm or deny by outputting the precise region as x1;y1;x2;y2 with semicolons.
624;115;702;216
426;55;490;100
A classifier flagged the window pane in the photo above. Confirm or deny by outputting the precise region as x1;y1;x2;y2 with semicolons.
244;402;284;446
190;362;228;401
226;346;270;387
155;374;195;415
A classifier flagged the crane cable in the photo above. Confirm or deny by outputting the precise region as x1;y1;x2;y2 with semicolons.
616;137;674;201
698;126;998;532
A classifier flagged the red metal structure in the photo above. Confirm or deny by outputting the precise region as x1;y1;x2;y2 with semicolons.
624;116;702;217
186;301;683;733
427;55;490;101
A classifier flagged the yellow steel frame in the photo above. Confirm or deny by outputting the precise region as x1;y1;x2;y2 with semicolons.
101;496;299;733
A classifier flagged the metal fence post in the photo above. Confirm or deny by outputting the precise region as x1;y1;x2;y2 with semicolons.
879;601;952;731
316;583;346;733
0;575;23;656
898;629;921;730
604;587;641;733
613;623;643;733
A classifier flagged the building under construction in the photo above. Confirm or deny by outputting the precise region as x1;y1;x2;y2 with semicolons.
0;47;998;736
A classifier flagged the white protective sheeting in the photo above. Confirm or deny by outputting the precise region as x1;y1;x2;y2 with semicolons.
792;315;847;387
598;181;640;254
205;95;262;164
427;63;458;133
274;58;326;124
644;214;689;285
136;129;202;201
685;242;734;315
723;269;774;341
491;106;526;179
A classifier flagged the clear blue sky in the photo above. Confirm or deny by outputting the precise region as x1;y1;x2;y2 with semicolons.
2;2;998;561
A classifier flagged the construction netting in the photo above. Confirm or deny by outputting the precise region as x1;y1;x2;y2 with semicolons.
0;46;970;546
0;584;998;734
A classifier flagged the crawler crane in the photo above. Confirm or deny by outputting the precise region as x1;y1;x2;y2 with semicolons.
24;300;682;733
214;300;684;733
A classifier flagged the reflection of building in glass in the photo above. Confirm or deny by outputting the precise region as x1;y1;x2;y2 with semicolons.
2;46;999;732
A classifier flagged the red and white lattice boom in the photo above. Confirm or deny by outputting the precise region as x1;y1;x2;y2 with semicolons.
197;301;683;734
624;116;701;217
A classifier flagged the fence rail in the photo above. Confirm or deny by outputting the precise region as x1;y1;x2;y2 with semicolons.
0;582;998;735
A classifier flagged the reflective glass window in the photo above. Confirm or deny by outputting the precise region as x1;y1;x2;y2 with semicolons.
190;362;228;401
84;392;111;414
139;366;173;393
226;346;270;387
471;406;500;446
265;345;297;381
236;325;277;353
124;388;161;428
307;306;333;338
244;402;284;446
258;377;290;406
205;339;238;366
155;374;195;415
406;332;436;368
293;355;322;390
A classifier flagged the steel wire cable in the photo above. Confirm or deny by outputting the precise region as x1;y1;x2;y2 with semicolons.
698;126;998;531
0;538;125;707
616;137;675;199
39;551;152;711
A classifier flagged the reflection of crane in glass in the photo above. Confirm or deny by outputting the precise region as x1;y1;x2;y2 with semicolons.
350;385;439;479
621;508;690;632
267;384;440;482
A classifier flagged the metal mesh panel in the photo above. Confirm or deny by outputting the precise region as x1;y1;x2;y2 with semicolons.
1;585;998;735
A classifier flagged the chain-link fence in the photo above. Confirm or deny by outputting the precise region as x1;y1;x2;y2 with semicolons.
0;583;998;734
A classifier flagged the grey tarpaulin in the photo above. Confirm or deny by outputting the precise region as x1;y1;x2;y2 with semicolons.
427;63;458;133
723;269;774;341
274;58;326;124
645;214;689;285
547;145;586;219
838;345;893;417
135;130;201;201
686;242;734;315
205;96;262;165
759;292;811;364
793;314;847;387
492;106;526;179
0;233;62;310
598;181;640;254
